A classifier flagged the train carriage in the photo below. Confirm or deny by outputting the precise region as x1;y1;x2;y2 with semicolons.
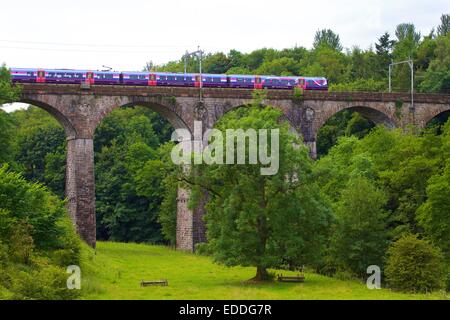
10;68;328;91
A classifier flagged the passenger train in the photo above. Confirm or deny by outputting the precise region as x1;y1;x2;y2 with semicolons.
10;68;328;91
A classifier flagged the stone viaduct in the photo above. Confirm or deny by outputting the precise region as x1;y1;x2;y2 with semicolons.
16;83;450;251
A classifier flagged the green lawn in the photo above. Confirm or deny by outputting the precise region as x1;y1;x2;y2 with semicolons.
81;241;447;300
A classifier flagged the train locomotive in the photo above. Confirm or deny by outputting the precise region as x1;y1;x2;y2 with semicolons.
10;68;328;91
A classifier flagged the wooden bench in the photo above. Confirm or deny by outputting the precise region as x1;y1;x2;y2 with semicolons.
277;274;305;283
140;280;168;287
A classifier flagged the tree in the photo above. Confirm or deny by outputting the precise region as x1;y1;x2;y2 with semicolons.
375;32;395;78
255;57;300;76
330;176;389;277
0;64;20;104
385;234;445;292
417;159;450;262
93;106;173;243
203;52;231;74
395;23;421;44
134;143;180;245
0;64;20;164
419;33;450;93
191;94;332;281
313;29;343;51
392;23;421;91
14;121;66;198
345;112;375;138
437;14;449;37
0;165;81;300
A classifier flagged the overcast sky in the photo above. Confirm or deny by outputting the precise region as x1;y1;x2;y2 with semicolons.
1;0;447;73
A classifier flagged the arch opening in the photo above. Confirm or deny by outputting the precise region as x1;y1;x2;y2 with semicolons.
0;102;71;199
19;99;77;139
425;109;450;134
316;106;395;158
93;103;180;244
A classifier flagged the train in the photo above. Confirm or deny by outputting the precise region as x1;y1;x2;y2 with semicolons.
10;68;328;91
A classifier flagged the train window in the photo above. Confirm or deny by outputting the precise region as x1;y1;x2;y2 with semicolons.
38;70;45;78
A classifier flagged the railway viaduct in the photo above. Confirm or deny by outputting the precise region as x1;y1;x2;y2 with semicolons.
17;83;450;251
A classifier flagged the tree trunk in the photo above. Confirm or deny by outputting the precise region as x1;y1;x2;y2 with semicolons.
253;266;269;281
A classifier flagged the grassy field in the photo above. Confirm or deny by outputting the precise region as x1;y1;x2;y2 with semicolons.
80;241;447;300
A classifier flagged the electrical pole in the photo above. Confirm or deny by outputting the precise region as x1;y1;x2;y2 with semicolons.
389;59;414;111
183;46;204;102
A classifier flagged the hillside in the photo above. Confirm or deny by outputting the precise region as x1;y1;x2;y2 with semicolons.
80;242;447;300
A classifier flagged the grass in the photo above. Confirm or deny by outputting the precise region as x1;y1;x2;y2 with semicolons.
80;241;447;300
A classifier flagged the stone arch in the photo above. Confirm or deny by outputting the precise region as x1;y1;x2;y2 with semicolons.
311;103;398;159
316;104;397;134
422;106;450;128
91;96;198;250
17;98;77;139
93;96;191;135
213;100;300;134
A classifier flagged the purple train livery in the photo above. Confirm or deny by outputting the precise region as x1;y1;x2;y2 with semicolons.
10;68;328;91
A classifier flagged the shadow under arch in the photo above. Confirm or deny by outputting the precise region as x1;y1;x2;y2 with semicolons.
425;109;450;129
18;98;77;139
217;103;301;136
106;100;191;135
317;105;397;134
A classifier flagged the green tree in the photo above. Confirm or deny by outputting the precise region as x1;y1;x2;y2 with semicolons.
134;143;180;245
203;52;231;74
437;14;449;37
330;176;389;277
417;159;450;262
94;106;173;243
385;234;445;292
392;23;421;92
255;57;300;76
375;32;395;79
313;29;343;51
419;33;450;93
191;95;331;280
0;64;21;164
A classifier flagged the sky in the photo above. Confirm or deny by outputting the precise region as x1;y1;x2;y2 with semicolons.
1;0;447;111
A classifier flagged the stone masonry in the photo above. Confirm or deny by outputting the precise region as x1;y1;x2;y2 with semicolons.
19;83;450;251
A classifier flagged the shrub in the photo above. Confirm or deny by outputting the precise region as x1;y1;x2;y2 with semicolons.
10;265;80;300
385;234;445;293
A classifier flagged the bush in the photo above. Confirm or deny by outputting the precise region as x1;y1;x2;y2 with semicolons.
10;265;80;300
385;234;445;293
0;165;82;299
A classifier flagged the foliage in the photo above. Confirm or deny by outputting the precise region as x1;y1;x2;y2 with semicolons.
313;29;343;51
0;64;21;164
152;16;449;96
189;100;332;280
437;14;449;37
385;234;445;293
134;142;180;245
0;165;81;300
329;176;389;277
0;64;20;104
418;33;450;93
94;107;173;243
